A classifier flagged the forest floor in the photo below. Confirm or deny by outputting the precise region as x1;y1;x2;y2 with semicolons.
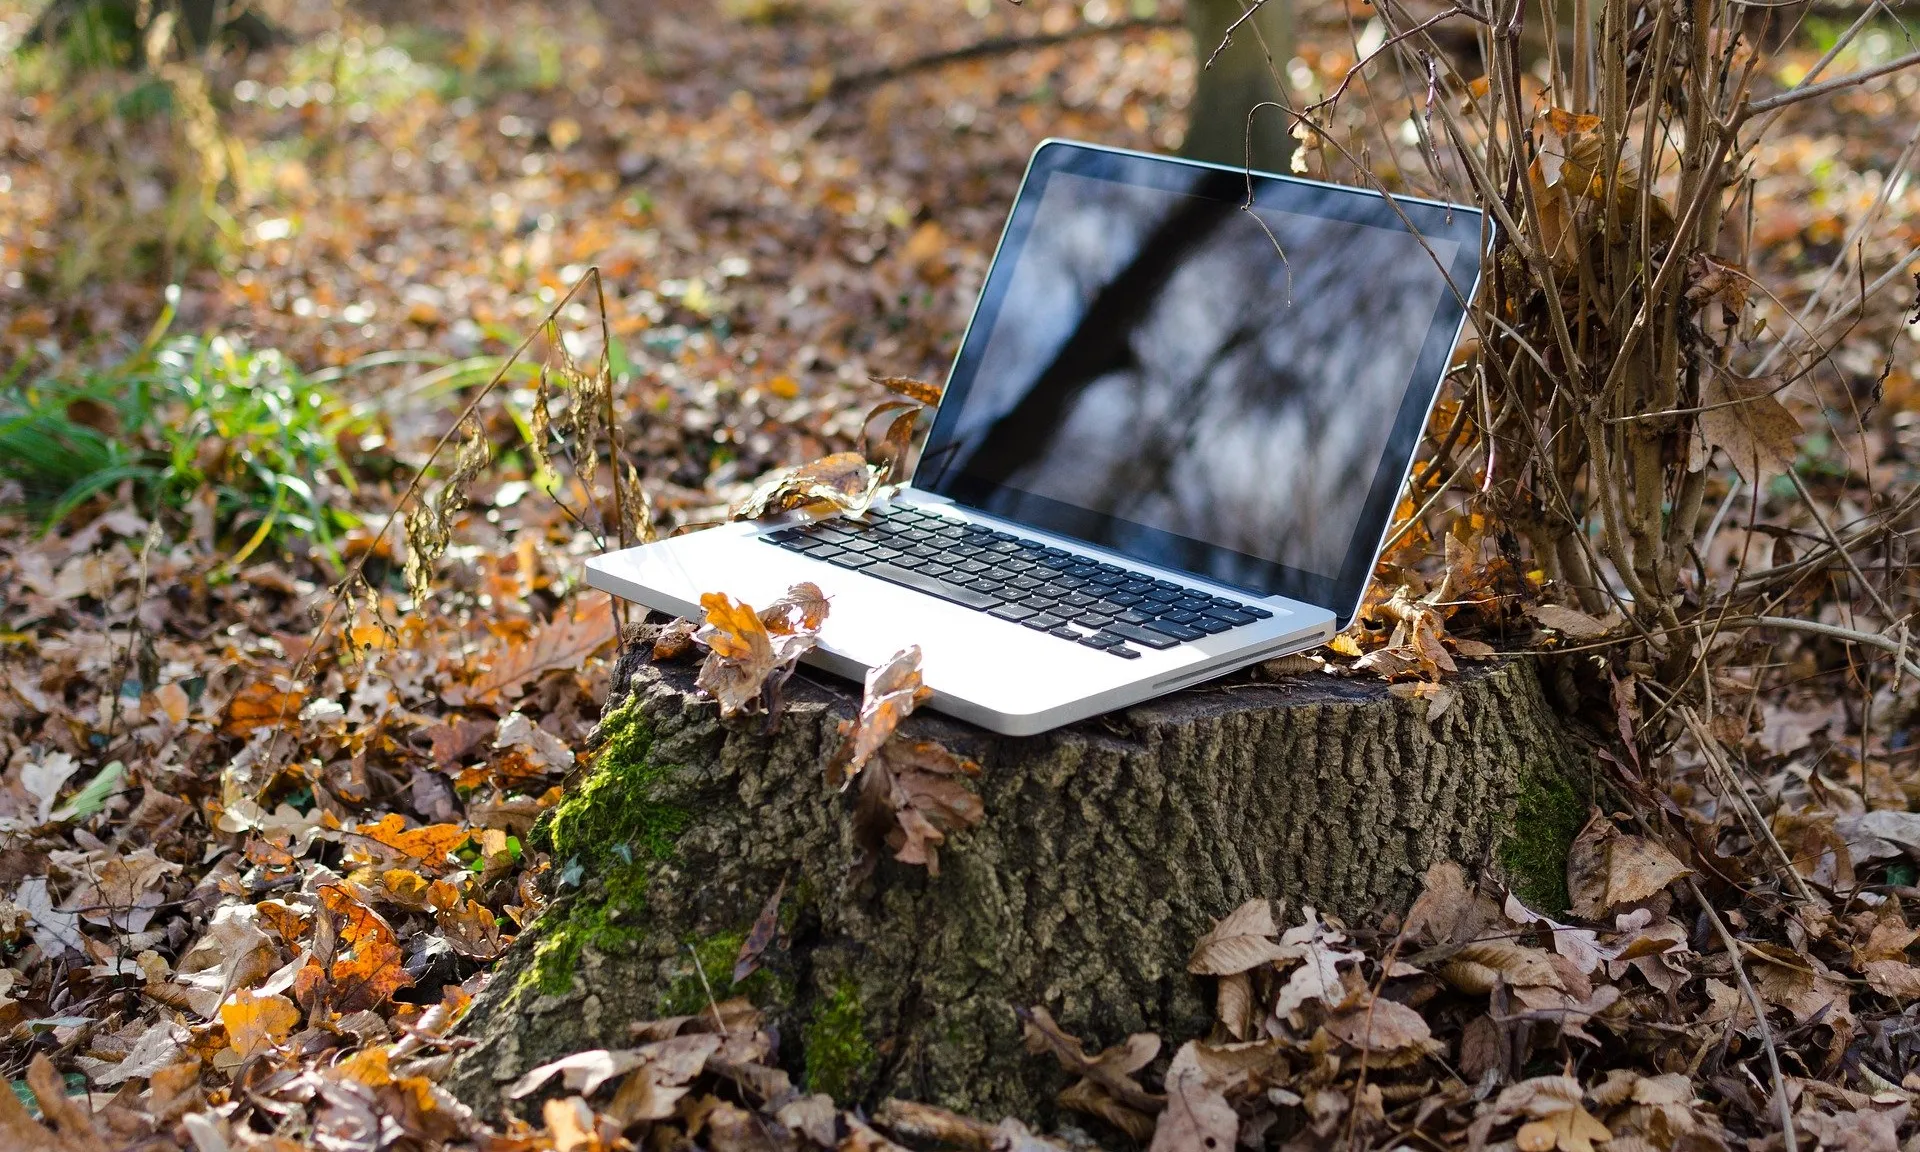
4;0;1920;1149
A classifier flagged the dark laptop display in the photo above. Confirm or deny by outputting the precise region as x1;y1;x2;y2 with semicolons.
915;143;1485;621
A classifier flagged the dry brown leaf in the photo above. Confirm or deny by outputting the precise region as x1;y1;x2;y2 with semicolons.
1526;603;1613;640
1324;995;1437;1053
731;451;879;520
836;646;932;781
871;375;944;406
1018;1005;1163;1115
652;617;697;661
1567;818;1692;920
1149;1041;1237;1152
694;587;823;718
0;1054;107;1152
1189;898;1286;975
221;680;307;737
1699;372;1800;480
855;738;983;876
1440;940;1564;993
467;595;617;705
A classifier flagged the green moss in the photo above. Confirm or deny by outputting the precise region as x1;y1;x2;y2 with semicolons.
656;929;790;1016
803;981;874;1102
1498;765;1586;914
521;701;699;996
524;861;651;996
536;699;690;865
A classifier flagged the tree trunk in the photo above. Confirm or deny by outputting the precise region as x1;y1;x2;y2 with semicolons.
448;637;1589;1122
1183;0;1296;172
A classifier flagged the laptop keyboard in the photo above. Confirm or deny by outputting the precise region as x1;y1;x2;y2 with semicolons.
758;503;1271;659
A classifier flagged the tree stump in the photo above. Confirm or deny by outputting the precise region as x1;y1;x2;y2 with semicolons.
448;636;1591;1121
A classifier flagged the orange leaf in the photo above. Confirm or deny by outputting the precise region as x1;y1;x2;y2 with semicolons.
320;883;413;1013
220;988;300;1060
221;681;307;737
355;813;471;867
467;596;617;706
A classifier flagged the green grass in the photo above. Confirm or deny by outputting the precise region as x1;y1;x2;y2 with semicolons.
1;309;364;566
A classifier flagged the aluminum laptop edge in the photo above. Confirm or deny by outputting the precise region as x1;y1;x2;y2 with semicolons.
586;139;1489;737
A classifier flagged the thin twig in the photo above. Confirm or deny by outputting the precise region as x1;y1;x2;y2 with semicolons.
1687;876;1800;1152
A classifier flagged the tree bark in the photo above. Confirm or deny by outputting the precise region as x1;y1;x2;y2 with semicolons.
448;636;1589;1122
1183;0;1296;172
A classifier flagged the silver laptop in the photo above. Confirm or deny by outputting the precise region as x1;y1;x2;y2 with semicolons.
586;139;1486;736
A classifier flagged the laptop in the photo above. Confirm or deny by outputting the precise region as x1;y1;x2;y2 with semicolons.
586;139;1487;736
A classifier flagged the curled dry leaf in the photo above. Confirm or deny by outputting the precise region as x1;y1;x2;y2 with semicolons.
1567;817;1693;921
835;645;933;782
1699;371;1800;480
1526;603;1614;640
855;738;983;876
652;617;697;661
731;451;879;521
1019;1006;1162;1139
871;375;944;406
1188;898;1286;975
1148;1041;1237;1152
693;586;828;718
1324;995;1437;1054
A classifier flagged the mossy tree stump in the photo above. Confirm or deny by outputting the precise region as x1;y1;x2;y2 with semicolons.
448;636;1590;1120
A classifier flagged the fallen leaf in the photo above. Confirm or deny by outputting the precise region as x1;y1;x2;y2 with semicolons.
320;883;413;1012
1149;1041;1237;1152
1188;898;1286;975
220;988;299;1060
1526;603;1613;640
1700;371;1800;480
466;596;617;705
836;646;932;780
694;587;823;718
733;876;786;985
221;681;307;737
731;452;879;520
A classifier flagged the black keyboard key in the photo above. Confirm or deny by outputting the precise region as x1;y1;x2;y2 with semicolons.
1009;575;1045;591
828;552;875;569
863;563;1001;610
1108;644;1142;659
1056;574;1088;590
966;579;1003;594
1242;605;1273;619
1065;564;1101;578
1204;608;1256;627
1193;617;1232;634
1174;597;1214;613
1145;619;1206;642
1158;609;1199;624
1048;626;1082;642
1119;580;1153;594
1079;634;1116;650
1039;555;1074;569
1143;588;1179;602
1107;592;1142;606
922;563;954;577
990;604;1037;623
1104;622;1178;650
813;528;856;545
1061;593;1098;608
1120;609;1157;624
1028;613;1065;630
867;547;903;562
1075;612;1116;628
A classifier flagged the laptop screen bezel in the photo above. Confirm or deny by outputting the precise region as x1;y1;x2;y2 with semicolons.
911;139;1489;628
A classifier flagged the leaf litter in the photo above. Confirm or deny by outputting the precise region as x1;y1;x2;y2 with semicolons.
1;0;1920;1147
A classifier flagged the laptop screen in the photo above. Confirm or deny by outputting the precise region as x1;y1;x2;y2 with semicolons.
913;142;1486;622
